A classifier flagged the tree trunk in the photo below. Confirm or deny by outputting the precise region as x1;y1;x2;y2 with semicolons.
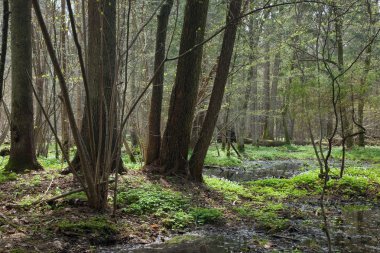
269;52;281;140
189;0;242;182
358;1;373;147
0;0;9;103
262;42;272;140
145;0;173;165
335;6;353;149
5;0;42;173
158;0;209;175
60;0;70;160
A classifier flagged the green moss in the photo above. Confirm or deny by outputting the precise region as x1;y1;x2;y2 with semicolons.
190;207;223;225
57;217;117;237
0;169;17;183
64;191;88;201
342;204;371;212
165;234;201;245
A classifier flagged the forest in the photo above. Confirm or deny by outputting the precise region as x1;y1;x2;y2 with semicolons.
0;0;379;252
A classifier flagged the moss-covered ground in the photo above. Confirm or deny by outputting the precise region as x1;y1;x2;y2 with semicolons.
0;144;379;252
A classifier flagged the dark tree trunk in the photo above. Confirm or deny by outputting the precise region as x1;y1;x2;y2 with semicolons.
145;0;173;165
0;0;9;102
158;0;209;175
5;0;42;173
188;0;243;182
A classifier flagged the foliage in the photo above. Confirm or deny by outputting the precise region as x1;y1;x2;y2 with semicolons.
162;211;194;229
204;176;253;200
190;207;223;225
118;184;189;215
204;148;242;167
0;156;17;183
235;203;289;232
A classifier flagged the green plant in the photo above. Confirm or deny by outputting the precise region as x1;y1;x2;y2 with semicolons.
162;211;194;229
118;185;189;215
190;207;222;225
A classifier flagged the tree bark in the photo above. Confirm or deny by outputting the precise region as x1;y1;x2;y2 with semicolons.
0;0;9;103
188;0;242;182
262;42;272;140
5;0;42;173
145;0;173;165
158;0;209;175
60;0;70;160
269;52;281;140
358;1;373;147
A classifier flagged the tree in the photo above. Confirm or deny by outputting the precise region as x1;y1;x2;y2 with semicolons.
145;0;174;165
157;0;210;175
5;0;42;173
189;0;243;182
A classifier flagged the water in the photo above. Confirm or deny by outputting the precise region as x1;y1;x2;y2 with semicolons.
99;159;379;252
203;159;314;181
203;159;371;182
100;207;380;252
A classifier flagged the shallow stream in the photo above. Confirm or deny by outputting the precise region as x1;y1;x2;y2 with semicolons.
99;159;380;252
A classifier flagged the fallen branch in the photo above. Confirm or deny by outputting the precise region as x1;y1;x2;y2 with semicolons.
43;179;115;204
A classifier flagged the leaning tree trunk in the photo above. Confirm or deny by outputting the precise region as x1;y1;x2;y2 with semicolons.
145;0;173;165
158;0;209;175
5;0;41;173
189;0;243;182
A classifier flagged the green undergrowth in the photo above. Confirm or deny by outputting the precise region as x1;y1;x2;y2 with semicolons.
57;217;117;242
0;156;17;183
205;166;380;231
117;180;223;229
204;148;242;167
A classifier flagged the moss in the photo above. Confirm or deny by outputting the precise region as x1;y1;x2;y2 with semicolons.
165;234;201;245
0;170;17;183
57;217;117;241
190;207;223;225
4;156;42;173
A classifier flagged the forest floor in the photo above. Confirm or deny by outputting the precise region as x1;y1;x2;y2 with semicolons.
0;144;379;252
